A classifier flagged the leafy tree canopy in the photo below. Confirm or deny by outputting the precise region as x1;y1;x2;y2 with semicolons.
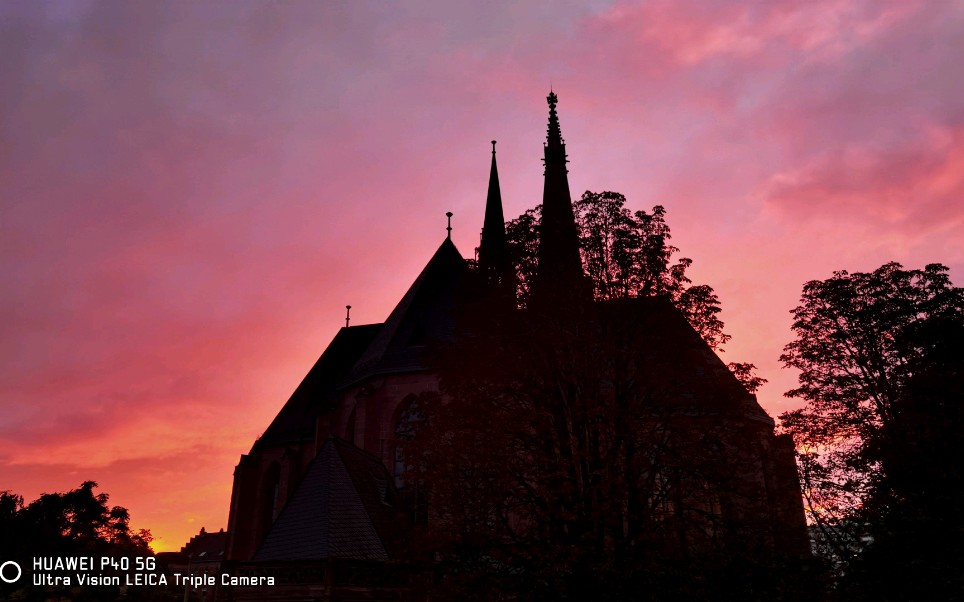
0;481;158;601
778;262;964;599
507;192;728;350
505;190;760;386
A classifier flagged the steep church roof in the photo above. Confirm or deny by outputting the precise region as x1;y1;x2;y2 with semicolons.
253;437;405;562
343;237;466;385
605;296;773;424
252;323;381;452
252;234;468;453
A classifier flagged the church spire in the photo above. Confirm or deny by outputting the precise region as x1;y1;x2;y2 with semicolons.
534;91;584;304
478;140;513;291
546;90;563;149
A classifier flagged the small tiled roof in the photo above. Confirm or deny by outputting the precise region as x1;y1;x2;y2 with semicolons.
174;528;228;564
253;438;407;562
187;529;228;561
253;324;382;451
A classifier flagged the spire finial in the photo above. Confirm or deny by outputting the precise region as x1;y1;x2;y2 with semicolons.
491;140;497;154
345;305;351;328
446;212;453;239
546;90;562;147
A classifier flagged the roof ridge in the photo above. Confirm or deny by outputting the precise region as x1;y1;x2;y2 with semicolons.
342;237;466;385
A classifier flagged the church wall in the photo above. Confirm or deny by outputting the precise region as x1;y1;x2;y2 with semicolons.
334;372;438;470
226;454;259;561
711;421;810;560
227;370;440;561
764;433;810;556
644;413;805;560
228;371;806;564
225;442;314;561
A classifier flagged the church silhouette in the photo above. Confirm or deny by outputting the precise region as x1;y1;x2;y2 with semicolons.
221;92;809;600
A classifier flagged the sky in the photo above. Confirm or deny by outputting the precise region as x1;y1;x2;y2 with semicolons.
2;0;962;552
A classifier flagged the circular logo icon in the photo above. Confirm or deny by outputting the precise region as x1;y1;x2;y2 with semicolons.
0;561;21;584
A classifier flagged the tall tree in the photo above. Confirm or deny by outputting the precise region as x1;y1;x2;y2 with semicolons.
505;192;729;350
505;192;763;392
778;262;964;597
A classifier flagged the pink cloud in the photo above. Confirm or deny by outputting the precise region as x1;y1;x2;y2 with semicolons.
764;125;964;230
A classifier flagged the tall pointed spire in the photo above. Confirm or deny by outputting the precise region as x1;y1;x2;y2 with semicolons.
478;140;512;290
534;91;584;304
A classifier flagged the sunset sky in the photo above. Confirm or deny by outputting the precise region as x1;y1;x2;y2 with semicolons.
2;1;962;552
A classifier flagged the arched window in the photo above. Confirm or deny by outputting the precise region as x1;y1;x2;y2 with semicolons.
346;407;357;445
260;461;281;536
393;397;422;489
392;396;427;523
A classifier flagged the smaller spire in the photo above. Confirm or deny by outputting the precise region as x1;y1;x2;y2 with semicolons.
446;212;453;240
479;139;513;293
345;305;351;328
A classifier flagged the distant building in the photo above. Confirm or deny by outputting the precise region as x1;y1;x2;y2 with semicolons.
158;527;227;601
221;92;809;600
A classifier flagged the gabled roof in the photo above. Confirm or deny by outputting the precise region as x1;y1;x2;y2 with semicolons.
253;238;466;451
343;238;466;384
253;438;406;562
253;324;382;452
603;296;773;424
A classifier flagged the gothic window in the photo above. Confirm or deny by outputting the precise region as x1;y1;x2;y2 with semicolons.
393;396;422;489
346;407;356;445
259;461;281;538
391;396;428;524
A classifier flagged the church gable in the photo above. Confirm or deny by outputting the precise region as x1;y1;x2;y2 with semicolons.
344;237;466;386
604;296;773;423
253;323;382;452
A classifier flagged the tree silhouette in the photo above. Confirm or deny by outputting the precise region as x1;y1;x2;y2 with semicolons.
409;199;799;599
0;482;164;601
506;191;763;394
412;301;786;600
778;262;964;599
506;192;729;350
